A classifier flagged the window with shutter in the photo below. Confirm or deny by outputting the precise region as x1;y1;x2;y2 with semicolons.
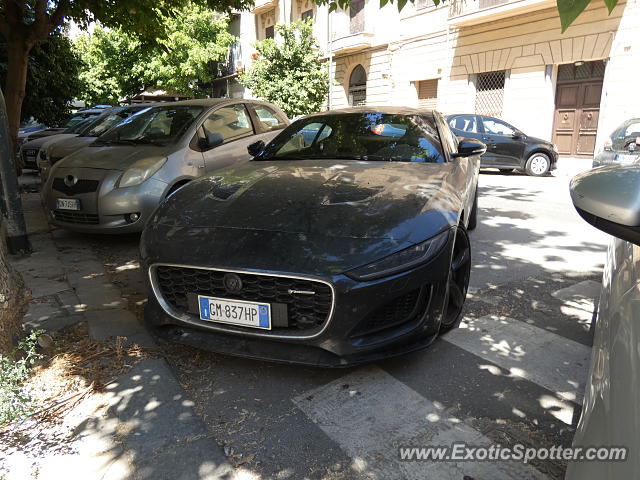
417;79;438;109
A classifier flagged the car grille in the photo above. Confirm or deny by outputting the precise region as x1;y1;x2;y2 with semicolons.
155;266;333;333
350;287;429;338
52;178;100;196
53;210;99;224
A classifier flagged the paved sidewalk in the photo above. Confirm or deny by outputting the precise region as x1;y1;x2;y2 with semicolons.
553;156;593;178
6;183;236;480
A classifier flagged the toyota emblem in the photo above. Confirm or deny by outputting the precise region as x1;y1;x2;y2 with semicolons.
223;273;243;292
64;175;78;187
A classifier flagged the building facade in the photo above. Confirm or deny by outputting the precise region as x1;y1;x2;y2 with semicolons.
220;0;640;157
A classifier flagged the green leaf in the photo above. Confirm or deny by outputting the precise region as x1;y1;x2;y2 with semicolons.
397;0;408;11
557;0;591;32
603;0;618;13
380;0;390;8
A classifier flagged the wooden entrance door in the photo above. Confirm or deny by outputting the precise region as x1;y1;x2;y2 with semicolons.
553;81;603;157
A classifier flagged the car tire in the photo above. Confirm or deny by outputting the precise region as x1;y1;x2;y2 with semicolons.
440;225;471;332
525;152;551;177
467;187;478;231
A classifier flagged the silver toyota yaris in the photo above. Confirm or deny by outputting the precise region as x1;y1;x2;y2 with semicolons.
42;99;289;233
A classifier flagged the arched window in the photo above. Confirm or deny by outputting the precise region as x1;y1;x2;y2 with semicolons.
348;65;367;107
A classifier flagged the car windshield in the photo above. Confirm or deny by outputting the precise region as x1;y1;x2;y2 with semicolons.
612;118;640;150
63;117;94;134
259;113;445;163
95;105;203;146
78;108;150;138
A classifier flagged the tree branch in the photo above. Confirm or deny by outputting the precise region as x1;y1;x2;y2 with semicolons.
47;0;70;33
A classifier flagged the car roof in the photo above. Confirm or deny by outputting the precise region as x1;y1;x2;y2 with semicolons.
302;107;438;119
158;98;279;108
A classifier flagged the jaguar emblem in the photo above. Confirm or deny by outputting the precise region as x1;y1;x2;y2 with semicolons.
223;273;243;293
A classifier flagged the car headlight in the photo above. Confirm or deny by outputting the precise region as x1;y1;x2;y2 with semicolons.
117;157;167;188
39;150;47;161
552;143;559;153
346;229;450;281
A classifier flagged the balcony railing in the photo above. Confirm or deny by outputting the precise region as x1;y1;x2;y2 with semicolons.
331;32;375;55
448;0;555;24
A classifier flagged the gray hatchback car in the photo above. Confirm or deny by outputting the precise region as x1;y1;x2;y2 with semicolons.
42;99;289;233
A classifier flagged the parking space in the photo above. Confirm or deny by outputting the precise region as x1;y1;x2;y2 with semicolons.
79;169;609;479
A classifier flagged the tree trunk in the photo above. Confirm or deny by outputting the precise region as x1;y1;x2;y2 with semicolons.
4;35;32;159
0;232;29;355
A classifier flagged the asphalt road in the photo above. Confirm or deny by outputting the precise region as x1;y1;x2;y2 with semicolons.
82;168;609;480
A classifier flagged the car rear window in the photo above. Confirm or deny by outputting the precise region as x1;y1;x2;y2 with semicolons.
261;113;445;163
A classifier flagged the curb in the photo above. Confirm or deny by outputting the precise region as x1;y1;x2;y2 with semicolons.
10;186;237;480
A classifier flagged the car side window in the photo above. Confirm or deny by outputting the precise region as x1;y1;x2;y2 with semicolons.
448;115;478;133
482;118;515;136
203;105;254;144
436;116;459;159
254;106;287;131
612;121;640;150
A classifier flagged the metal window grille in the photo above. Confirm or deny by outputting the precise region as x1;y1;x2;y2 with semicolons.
301;9;314;20
557;61;606;81
349;65;367;106
417;79;438;109
265;25;274;39
474;70;506;118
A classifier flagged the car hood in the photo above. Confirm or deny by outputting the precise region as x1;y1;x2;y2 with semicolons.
48;136;97;159
22;133;74;150
60;144;173;171
153;160;459;243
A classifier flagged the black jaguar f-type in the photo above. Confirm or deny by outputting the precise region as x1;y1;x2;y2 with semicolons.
141;107;485;366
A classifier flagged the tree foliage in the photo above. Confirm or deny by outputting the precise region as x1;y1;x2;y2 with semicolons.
74;26;148;106
239;20;329;118
74;4;235;105
0;31;82;125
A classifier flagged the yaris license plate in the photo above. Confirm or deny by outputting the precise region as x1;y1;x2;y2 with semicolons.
198;295;271;330
56;198;81;210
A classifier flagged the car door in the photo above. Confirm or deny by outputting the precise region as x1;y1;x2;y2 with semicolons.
438;114;478;219
200;103;260;173
479;116;526;167
447;114;492;166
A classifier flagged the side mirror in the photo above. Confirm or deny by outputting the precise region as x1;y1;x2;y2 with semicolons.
511;132;522;139
570;165;640;246
451;138;487;158
198;132;224;150
248;140;265;157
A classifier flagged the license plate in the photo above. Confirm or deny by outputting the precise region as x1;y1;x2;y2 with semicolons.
614;153;639;164
56;198;81;211
198;295;271;330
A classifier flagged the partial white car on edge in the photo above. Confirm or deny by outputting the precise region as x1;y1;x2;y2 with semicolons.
567;164;640;479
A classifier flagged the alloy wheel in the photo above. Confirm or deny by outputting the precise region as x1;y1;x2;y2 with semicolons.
441;226;471;330
528;154;550;176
